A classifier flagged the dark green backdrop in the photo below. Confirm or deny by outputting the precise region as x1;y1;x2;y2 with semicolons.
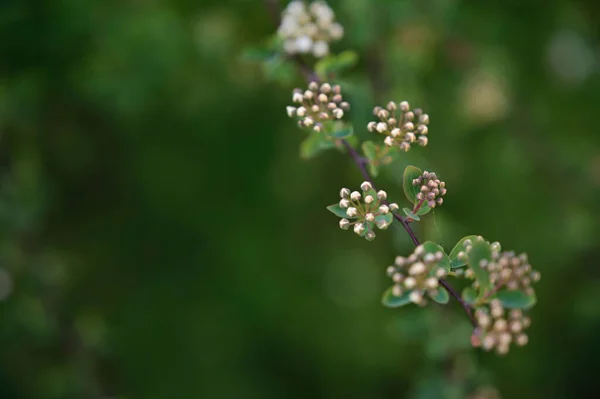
0;0;599;398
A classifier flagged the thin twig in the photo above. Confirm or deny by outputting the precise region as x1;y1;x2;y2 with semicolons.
263;0;476;327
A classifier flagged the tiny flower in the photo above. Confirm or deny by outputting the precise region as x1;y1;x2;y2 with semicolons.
346;207;357;217
365;213;375;222
339;198;349;208
354;223;365;235
364;195;374;204
376;122;387;133
378;205;389;214
340;188;350;198
287;106;297;117
377;190;387;200
399;101;410;112
365;230;376;241
367;121;377;132
360;181;372;191
375;219;388;230
350;191;361;201
339;218;350;230
332;108;344;119
287;80;349;132
389;203;399;211
409;290;422;304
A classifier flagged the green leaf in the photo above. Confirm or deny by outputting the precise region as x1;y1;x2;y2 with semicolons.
361;141;380;177
326;204;356;219
430;288;449;304
382;287;412;308
461;287;477;305
374;213;393;229
263;55;295;84
402;165;423;205
415;206;431;216
467;239;492;293
402;207;420;221
314;50;359;79
241;47;274;62
420;241;451;271
330;126;353;139
300;131;335;159
495;290;537;309
448;235;478;269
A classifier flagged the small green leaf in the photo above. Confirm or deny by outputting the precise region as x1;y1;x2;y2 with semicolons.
495;290;537;309
326;204;356;219
430;288;449;304
467;239;492;293
315;50;359;78
361;141;380;177
420;241;451;271
461;287;477;304
330;126;353;139
402;207;420;221
449;235;478;269
402;165;423;205
300;131;335;159
374;213;393;229
382;287;412;308
415;204;431;216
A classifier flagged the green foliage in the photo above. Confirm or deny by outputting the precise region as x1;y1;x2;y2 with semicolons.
495;290;537;309
361;141;380;176
402;207;420;221
382;287;412;308
449;235;478;269
330;126;353;139
315;50;359;80
300;131;336;159
421;240;451;271
326;204;356;219
402;165;422;205
466;239;493;295
431;288;449;304
461;287;477;305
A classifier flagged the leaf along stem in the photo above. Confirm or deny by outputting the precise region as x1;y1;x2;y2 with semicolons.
263;0;477;328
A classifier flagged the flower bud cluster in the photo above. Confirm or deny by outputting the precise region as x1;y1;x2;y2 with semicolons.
472;300;531;355
338;181;398;241
277;1;344;58
287;82;350;132
367;101;429;152
412;171;447;209
385;245;448;306
458;239;540;296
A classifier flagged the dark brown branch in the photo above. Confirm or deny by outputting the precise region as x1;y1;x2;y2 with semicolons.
263;0;476;328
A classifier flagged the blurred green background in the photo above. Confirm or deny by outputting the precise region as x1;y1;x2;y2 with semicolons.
1;0;599;398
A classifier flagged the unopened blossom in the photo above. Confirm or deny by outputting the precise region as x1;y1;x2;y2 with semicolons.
277;1;344;58
412;170;447;209
367;101;430;152
386;244;448;306
471;300;532;355
335;181;398;241
287;81;350;132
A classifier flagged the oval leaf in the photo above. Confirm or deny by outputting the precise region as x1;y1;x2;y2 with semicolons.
403;165;423;205
461;287;477;305
330;126;353;139
449;235;478;269
326;204;356;219
495;290;537;309
402;208;420;221
430;288;449;304
419;241;451;271
415;204;431;216
300;131;334;159
467;239;492;294
382;287;412;308
361;141;380;177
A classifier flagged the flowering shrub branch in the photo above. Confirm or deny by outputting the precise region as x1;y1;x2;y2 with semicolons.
254;0;540;357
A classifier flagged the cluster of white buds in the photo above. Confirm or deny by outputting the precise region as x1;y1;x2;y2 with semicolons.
458;239;541;295
367;101;429;152
287;81;350;132
338;181;398;241
277;1;344;58
472;300;531;355
412;171;447;209
385;245;448;306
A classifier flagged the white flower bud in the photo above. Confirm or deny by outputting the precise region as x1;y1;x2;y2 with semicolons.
392;273;403;283
293;92;304;103
295;35;313;53
317;93;328;103
418;136;428;146
375;219;388;230
376;190;387;200
365;230;376;241
423;253;435;263
360;181;372;192
409;262;426;275
516;333;529;346
378;205;389;214
339;188;350;198
395;256;405;266
377;109;389;119
400;142;410;152
303;117;314;127
390;128;401;137
350;191;361;201
482;335;495;351
392;284;403;296
399;101;410;112
417;125;428;135
364;195;374;204
384;136;394;146
405;132;416;143
354;223;365;235
339;218;350;230
403;122;414;131
332;108;344;119
313;124;322;133
435;267;447;278
286;106;297;117
404;111;415;121
409;290;422;304
320;83;331;93
419;114;430;124
346;207;357;217
389;203;399;211
329;22;344;39
303;90;314;100
312;40;329;58
296;106;306;116
365;213;375;222
404;277;416;289
386;266;396;276
339;198;350;208
340;101;350;110
386;101;397;111
376;122;387;133
308;81;319;91
367;121;377;132
425;277;438;289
